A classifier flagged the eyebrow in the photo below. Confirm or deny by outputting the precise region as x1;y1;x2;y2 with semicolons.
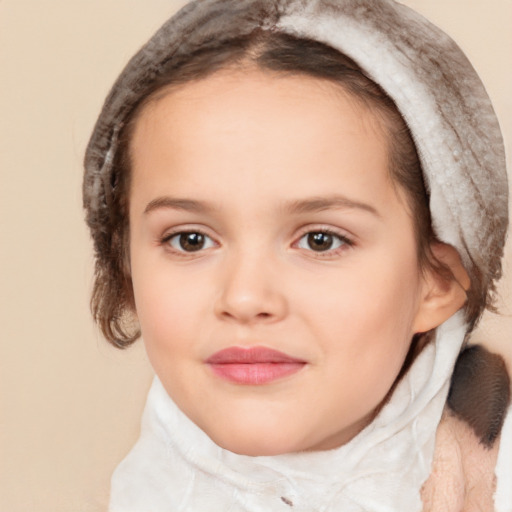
284;195;381;217
143;194;380;217
143;197;216;215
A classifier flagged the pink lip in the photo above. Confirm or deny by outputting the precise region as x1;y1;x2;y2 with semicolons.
206;346;306;385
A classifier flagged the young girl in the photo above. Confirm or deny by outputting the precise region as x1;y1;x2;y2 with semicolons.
83;0;511;510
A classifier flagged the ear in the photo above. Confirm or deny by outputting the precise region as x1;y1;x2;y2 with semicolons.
412;243;470;334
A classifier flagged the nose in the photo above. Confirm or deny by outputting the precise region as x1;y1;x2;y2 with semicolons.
214;251;288;324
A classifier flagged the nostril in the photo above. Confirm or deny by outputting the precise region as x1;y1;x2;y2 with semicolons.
214;283;288;323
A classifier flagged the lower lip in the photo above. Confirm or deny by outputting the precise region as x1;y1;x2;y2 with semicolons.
208;362;305;385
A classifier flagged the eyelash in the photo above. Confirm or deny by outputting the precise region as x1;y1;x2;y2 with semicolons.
160;229;217;256
294;227;354;257
159;227;355;257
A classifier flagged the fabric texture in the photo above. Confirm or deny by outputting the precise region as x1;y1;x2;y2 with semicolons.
495;405;512;511
81;0;511;510
109;319;512;511
83;0;508;287
421;409;503;512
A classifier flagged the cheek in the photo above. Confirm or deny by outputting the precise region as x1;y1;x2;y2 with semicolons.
296;252;421;340
130;254;207;354
292;248;422;389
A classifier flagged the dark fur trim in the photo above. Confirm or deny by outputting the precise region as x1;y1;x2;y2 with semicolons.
448;345;511;448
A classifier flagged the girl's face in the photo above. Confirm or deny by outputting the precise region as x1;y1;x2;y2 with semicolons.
128;69;437;456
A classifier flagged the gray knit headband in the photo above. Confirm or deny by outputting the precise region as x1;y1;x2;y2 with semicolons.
84;0;508;300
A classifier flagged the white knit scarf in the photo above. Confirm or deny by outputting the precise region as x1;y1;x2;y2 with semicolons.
109;313;472;512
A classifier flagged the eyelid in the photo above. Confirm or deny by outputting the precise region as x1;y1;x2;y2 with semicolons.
294;224;355;241
292;225;356;255
159;225;220;255
156;223;355;257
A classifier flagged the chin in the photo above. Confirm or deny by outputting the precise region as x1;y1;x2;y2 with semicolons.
207;425;306;457
215;438;299;457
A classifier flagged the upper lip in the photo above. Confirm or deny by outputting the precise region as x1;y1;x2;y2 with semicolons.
206;346;306;364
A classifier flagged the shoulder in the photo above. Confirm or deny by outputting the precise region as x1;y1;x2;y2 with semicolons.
421;344;512;512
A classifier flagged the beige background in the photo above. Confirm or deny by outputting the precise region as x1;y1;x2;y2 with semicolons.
1;1;510;510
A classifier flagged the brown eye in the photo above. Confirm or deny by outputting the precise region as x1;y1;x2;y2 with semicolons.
307;232;334;251
167;232;214;252
297;231;349;253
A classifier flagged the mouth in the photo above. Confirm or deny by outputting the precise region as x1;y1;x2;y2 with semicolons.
205;346;307;385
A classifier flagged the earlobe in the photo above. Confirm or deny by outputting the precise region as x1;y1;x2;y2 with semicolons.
413;243;470;334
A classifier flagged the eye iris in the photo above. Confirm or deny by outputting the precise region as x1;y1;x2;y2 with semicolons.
307;232;333;251
180;233;205;251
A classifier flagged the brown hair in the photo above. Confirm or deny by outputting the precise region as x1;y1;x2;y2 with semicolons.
91;30;483;348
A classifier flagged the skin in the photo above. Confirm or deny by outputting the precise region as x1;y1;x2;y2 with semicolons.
128;68;466;456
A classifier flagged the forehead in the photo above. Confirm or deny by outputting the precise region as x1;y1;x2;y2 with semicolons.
128;69;402;214
133;68;387;144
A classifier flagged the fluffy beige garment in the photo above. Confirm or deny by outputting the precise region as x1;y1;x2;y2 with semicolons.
421;410;501;512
